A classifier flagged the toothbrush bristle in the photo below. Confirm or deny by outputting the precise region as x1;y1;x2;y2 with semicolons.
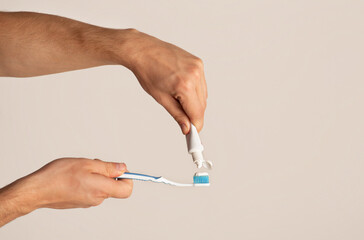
193;175;209;184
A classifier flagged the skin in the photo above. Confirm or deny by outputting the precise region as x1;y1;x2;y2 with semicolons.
0;158;132;227
0;11;207;133
0;12;207;226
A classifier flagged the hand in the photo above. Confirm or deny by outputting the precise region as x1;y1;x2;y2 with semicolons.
0;158;132;226
0;12;207;134
121;30;208;134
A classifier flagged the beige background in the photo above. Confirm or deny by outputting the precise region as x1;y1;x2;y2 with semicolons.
1;1;364;239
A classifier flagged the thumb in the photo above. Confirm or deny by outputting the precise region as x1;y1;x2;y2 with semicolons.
90;159;127;178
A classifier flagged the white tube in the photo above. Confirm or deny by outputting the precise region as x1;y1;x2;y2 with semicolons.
186;124;212;169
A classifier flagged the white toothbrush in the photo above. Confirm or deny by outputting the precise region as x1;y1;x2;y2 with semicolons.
116;172;210;187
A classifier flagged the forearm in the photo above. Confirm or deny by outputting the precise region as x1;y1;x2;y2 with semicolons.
0;11;134;77
0;12;207;133
0;191;25;227
0;178;37;227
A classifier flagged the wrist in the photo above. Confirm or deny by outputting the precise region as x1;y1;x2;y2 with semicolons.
108;28;144;70
82;27;144;71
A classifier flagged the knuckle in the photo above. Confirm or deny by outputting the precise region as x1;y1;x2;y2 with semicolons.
193;57;204;68
91;198;104;207
188;65;201;79
104;163;113;176
83;159;95;169
173;114;188;125
90;189;108;206
153;93;164;105
203;99;207;109
94;189;109;199
126;28;139;34
175;77;195;94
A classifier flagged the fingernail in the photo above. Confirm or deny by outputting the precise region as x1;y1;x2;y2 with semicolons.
180;123;188;134
116;163;126;171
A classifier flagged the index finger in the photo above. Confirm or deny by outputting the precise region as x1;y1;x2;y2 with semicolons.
175;87;205;133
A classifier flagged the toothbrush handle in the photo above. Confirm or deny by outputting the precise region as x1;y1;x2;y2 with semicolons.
117;172;194;187
116;172;161;182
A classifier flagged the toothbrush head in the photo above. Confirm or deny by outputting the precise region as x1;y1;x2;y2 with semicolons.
193;172;210;186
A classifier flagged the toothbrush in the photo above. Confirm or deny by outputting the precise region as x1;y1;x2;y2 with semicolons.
186;124;213;169
116;172;210;187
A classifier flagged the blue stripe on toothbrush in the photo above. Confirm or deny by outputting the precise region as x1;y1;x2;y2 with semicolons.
118;172;160;180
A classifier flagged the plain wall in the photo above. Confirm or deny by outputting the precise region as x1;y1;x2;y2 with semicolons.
1;1;364;239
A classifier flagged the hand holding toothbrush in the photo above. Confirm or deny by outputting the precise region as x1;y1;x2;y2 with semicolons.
0;158;133;227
